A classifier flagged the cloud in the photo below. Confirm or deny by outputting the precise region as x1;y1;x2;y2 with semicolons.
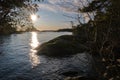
38;3;58;13
38;0;93;23
38;0;90;13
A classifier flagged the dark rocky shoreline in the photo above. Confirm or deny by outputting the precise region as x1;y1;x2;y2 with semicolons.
36;35;99;80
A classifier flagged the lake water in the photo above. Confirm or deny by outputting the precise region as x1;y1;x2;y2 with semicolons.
0;32;95;80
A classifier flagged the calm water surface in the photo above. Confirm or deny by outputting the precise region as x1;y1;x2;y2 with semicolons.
0;32;94;80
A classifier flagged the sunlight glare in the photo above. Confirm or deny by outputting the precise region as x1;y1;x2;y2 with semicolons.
29;32;40;68
31;32;39;48
31;14;37;21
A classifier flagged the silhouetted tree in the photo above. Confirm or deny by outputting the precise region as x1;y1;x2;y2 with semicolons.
0;0;43;34
81;0;120;79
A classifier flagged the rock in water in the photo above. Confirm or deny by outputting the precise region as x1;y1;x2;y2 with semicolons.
36;35;89;57
64;76;97;80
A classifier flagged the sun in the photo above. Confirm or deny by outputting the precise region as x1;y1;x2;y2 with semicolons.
31;14;37;21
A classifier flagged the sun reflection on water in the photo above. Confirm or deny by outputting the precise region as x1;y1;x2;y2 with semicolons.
29;32;40;68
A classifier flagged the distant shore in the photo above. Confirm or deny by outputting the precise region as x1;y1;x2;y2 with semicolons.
39;28;72;32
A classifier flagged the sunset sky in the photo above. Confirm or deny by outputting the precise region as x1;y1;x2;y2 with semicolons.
33;0;91;30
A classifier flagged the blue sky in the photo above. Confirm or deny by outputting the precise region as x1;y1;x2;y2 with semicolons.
33;0;91;30
34;9;73;30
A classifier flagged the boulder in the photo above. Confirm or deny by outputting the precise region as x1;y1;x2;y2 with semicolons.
36;35;89;57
